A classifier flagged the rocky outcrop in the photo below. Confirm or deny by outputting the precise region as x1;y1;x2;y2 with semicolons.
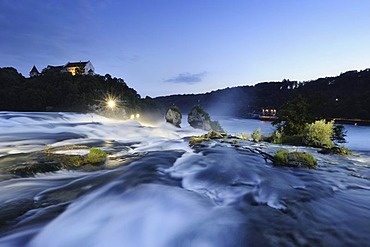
318;146;352;155
3;146;108;178
188;106;224;132
273;150;317;169
188;106;212;131
165;106;182;127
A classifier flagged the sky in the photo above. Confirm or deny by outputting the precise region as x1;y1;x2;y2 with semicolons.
1;0;370;97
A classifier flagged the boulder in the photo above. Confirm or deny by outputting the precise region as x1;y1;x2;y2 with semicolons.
188;106;224;132
318;146;352;155
188;106;212;131
165;106;182;127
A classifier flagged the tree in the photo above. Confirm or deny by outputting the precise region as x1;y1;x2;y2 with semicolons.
331;125;347;145
273;95;314;136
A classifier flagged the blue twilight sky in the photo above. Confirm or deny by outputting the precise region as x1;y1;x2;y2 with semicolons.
1;0;370;97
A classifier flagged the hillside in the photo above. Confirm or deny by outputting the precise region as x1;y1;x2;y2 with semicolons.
154;69;370;120
0;67;161;119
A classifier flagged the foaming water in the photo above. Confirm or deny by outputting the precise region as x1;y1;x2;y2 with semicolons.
0;111;204;156
0;112;369;246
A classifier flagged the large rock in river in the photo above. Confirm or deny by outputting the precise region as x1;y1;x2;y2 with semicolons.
188;106;224;132
165;106;182;127
188;106;212;131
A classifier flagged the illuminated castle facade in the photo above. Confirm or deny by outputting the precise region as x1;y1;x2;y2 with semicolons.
30;61;95;77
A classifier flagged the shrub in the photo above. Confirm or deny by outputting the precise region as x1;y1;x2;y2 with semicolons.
239;132;250;140
269;130;283;144
273;149;289;166
273;149;317;169
251;128;262;142
304;120;334;148
85;148;107;164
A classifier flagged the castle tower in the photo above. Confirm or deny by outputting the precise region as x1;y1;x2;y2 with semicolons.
30;65;40;77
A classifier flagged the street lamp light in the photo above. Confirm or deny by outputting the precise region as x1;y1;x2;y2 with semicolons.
107;99;116;109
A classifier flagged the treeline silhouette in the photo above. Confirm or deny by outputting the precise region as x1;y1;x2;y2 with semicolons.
0;67;161;117
154;69;370;120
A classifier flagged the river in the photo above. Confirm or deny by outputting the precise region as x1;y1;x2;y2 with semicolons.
0;112;369;247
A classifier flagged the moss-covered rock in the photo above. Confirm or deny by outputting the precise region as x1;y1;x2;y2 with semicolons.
85;147;108;164
189;131;227;145
273;149;317;169
53;147;107;168
4;147;108;178
9;160;62;177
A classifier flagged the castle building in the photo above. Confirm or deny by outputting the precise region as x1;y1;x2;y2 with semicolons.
29;65;40;77
61;61;95;75
38;60;95;76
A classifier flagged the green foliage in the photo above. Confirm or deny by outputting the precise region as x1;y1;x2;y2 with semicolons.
189;131;226;145
273;95;314;136
239;132;250;140
269;130;283;144
273;149;317;169
304;120;334;148
85;148;107;164
251;128;262;142
273;150;289;166
67;156;85;167
281;135;304;145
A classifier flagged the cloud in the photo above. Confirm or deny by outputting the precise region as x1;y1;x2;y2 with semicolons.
164;71;207;84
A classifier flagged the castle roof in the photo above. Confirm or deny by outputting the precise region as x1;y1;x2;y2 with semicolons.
64;61;89;68
30;65;39;73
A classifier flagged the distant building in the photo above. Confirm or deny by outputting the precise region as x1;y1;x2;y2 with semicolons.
42;60;95;76
29;65;40;77
62;61;95;76
259;108;277;121
45;65;64;73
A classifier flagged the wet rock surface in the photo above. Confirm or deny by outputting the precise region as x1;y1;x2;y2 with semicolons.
165;106;182;127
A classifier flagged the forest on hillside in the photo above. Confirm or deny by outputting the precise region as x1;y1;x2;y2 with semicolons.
154;69;370;120
1;67;370;121
0;67;161;118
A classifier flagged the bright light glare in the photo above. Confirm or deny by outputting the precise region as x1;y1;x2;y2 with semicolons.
130;114;135;119
107;100;116;109
136;113;140;119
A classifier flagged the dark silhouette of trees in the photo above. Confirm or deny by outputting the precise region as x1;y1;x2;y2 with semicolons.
154;68;370;120
272;95;314;136
0;67;160;115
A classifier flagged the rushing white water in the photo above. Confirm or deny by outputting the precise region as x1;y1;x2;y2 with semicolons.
0;112;369;247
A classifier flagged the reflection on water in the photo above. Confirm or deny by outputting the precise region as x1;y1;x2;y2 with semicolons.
0;112;369;246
